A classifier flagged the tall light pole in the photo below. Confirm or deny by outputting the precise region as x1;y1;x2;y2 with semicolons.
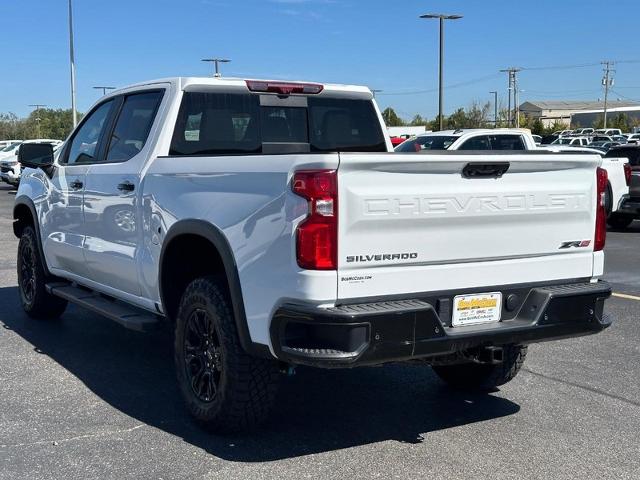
68;0;77;128
490;91;498;127
28;104;47;138
420;13;463;131
93;86;116;96
201;58;231;77
371;89;382;99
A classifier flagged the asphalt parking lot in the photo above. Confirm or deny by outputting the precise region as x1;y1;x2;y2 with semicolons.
0;184;638;480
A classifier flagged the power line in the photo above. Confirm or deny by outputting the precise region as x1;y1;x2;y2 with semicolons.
521;62;601;71
610;90;640;103
377;73;500;96
520;60;640;71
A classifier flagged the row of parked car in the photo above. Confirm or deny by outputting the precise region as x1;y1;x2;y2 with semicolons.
0;139;63;186
544;128;640;152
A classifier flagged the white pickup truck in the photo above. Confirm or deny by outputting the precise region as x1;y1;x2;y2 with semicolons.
14;77;612;433
397;129;631;228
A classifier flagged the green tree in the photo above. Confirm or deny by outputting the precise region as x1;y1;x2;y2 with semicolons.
530;118;545;135
0;113;21;140
464;101;492;128
410;114;426;126
381;107;405;127
0;108;81;141
444;108;467;129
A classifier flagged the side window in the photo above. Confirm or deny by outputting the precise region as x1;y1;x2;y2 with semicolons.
105;91;163;163
490;135;525;150
66;101;113;164
458;135;490;150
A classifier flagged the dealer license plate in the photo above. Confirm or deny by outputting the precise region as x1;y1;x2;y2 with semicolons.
452;292;502;327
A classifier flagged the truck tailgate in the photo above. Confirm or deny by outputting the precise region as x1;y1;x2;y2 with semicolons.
337;152;601;299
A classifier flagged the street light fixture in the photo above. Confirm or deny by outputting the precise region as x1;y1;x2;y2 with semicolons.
419;13;463;131
371;89;383;99
93;86;116;96
201;58;231;77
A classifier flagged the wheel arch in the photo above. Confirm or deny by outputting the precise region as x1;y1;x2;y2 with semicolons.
13;196;52;277
159;219;271;358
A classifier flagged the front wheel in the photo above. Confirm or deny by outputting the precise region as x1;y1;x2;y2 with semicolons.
174;276;280;433
432;344;527;391
17;226;68;319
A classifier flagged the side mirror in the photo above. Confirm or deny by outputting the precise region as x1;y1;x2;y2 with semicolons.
18;143;55;169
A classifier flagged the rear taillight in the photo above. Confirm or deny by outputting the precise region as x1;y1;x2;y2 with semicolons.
623;162;632;186
595;167;608;252
292;170;337;270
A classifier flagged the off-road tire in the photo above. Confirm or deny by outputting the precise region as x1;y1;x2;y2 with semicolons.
432;344;528;391
604;185;613;217
607;213;633;229
174;276;280;434
17;226;68;319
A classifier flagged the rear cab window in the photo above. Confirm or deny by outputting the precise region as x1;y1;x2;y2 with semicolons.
459;136;491;150
490;135;525;150
170;91;387;155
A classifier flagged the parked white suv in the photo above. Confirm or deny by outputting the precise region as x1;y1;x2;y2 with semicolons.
0;139;62;186
14;77;612;432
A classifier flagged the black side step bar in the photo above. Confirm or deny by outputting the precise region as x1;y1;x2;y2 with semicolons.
46;283;161;332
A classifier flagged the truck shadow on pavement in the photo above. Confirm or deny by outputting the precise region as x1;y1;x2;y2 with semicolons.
0;286;520;461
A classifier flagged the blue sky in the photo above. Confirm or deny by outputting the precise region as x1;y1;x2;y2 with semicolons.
2;0;640;121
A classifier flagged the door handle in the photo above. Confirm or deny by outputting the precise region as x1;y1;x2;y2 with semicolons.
117;181;135;193
70;179;83;190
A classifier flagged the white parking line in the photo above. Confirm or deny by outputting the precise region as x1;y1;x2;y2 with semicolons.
612;292;640;301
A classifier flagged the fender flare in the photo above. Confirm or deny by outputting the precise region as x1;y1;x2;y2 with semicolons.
13;195;52;277
159;219;272;359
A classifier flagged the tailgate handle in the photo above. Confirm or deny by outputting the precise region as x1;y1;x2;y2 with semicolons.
462;162;510;179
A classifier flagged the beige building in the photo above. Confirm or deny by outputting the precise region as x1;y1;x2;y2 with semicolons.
519;100;640;127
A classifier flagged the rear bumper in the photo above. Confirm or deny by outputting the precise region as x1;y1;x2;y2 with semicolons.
618;195;640;217
271;280;612;368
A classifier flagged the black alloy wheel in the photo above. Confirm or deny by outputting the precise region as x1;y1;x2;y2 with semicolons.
18;239;36;305
184;308;223;403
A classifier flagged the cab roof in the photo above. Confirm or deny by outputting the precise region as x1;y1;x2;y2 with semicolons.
106;76;373;99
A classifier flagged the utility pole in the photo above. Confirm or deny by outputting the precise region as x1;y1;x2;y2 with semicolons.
68;0;77;128
420;13;463;131
201;58;231;77
500;67;521;127
28;104;47;138
601;61;615;129
371;89;382;99
489;91;498;127
514;75;520;128
93;86;116;96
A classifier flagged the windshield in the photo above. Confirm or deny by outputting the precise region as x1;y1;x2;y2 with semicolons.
0;142;20;152
395;135;457;152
